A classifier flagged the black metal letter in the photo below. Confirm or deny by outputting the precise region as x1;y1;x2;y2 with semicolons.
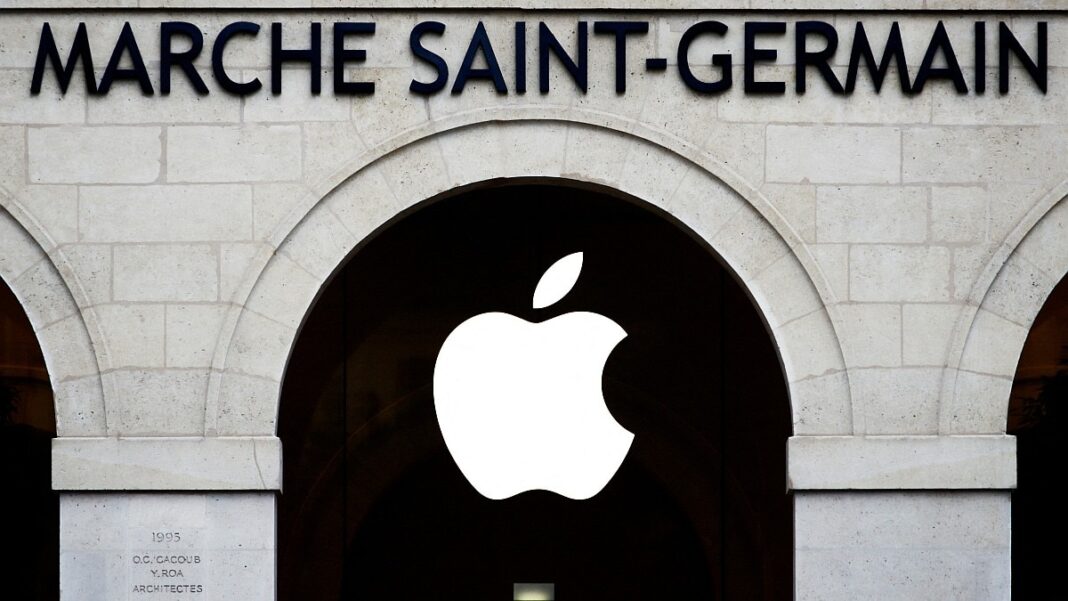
453;22;507;94
744;22;786;95
271;22;322;94
333;22;375;95
593;21;649;94
409;21;448;95
538;22;588;94
161;22;208;95
98;22;153;95
212;22;262;96
795;21;844;94
31;22;98;95
676;21;732;94
999;21;1046;94
844;22;912;94
913;21;968;94
515;22;527;94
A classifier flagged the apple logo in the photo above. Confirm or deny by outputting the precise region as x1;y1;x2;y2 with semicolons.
433;252;634;501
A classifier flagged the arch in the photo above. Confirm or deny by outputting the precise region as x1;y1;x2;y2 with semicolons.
208;119;851;437
944;184;1068;434
0;203;104;436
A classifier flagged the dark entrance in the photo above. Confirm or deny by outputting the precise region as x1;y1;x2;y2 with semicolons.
278;182;792;600
1009;272;1068;599
0;275;58;601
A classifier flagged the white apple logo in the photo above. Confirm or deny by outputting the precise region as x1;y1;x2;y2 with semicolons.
433;252;634;500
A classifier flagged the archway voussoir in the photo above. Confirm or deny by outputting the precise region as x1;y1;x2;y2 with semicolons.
278;209;357;282
244;252;324;331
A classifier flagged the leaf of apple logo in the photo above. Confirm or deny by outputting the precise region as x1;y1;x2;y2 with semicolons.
433;252;635;501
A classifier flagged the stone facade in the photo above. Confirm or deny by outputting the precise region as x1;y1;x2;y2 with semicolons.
1;2;1065;599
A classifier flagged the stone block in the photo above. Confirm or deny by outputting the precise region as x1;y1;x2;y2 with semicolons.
29;126;161;184
809;244;849;302
774;308;845;381
710;206;792;282
0;68;85;124
166;304;229;369
167;125;302;183
113;244;218;302
789;370;853;435
945;369;1012;434
1012;195;1068;282
53;375;107;437
720;66;931;125
761;183;816;243
278;207;355;280
930;186;987;243
903;126;1068;183
53;437;282;490
242;70;352;122
94;304;166;369
55;244;112;307
213;371;281;436
302;120;367;186
0;207;47;281
0;125;27;190
959;309;1030;377
851;366;941;434
323;165;399;242
982;257;1057;327
787;435;1016;490
18;185;79;245
219;242;270;304
849;245;951;302
816;185;927;243
242;251;322;329
353;68;430;147
61;492;275;601
752;253;824;329
252;183;314;240
106;368;209;435
226;310;294;381
767;125;900;184
80;185;253;242
902;303;960;366
37;312;100;379
795;492;1010;600
87;86;241;124
13;257;79;327
835;303;901;368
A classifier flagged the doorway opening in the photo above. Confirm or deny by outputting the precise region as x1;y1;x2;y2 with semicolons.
1008;272;1068;599
277;181;792;600
0;275;58;600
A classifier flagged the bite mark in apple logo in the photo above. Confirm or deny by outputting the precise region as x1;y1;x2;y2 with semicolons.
433;252;635;501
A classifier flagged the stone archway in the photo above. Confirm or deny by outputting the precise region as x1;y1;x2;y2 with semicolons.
210;120;851;439
0;205;103;436
945;189;1068;434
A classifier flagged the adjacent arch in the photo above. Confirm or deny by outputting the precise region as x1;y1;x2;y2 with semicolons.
0;204;104;436
210;119;851;437
944;188;1068;434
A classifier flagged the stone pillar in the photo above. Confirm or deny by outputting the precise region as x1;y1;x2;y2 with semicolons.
53;437;282;601
787;435;1016;601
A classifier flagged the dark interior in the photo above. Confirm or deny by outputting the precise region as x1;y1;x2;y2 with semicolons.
0;276;58;601
1009;274;1068;601
278;181;793;600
